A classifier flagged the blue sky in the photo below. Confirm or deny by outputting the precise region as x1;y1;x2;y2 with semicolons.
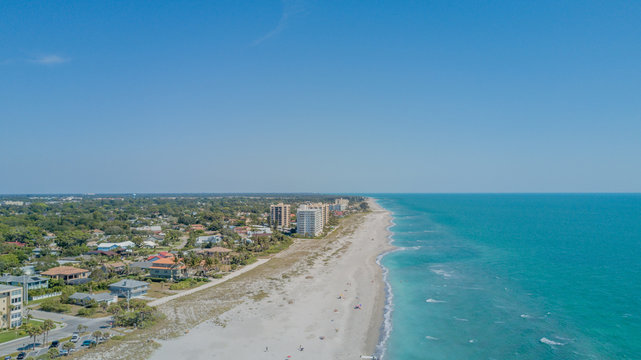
1;0;640;193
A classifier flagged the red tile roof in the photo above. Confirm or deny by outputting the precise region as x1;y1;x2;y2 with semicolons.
42;266;89;276
5;241;26;247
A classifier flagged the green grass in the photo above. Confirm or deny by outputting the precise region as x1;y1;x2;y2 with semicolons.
26;294;62;305
168;278;209;290
0;320;42;344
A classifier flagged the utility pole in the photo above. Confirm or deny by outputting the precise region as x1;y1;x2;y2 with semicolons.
23;274;28;305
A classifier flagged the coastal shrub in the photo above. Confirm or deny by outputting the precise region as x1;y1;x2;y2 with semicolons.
77;307;97;317
168;278;208;290
109;299;160;328
39;298;70;313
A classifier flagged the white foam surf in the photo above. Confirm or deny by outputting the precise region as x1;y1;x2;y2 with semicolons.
374;213;398;360
540;337;565;346
430;268;454;278
425;298;446;303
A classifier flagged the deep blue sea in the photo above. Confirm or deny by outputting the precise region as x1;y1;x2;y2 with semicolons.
374;194;641;360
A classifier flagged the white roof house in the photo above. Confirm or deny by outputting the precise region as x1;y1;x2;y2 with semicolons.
142;240;157;248
196;235;221;246
97;241;137;251
134;225;162;232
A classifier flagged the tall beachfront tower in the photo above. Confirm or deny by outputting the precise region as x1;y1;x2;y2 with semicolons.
296;207;323;236
307;203;330;225
270;203;291;229
330;198;349;211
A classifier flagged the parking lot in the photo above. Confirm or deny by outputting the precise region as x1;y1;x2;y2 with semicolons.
1;311;114;358
20;333;95;358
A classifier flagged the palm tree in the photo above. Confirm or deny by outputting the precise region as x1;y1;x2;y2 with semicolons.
171;255;180;282
26;323;42;350
62;341;74;352
42;319;55;346
92;330;102;342
204;256;213;274
47;347;59;358
76;324;87;334
185;253;198;276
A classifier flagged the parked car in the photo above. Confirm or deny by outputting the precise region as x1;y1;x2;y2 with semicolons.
4;355;12;360
70;333;80;342
81;339;96;347
58;349;69;356
17;343;41;350
49;340;60;348
16;354;25;360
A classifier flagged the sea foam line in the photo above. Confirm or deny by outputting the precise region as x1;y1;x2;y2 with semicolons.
373;201;423;360
374;216;396;360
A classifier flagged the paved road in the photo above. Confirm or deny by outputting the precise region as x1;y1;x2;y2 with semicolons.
0;311;112;357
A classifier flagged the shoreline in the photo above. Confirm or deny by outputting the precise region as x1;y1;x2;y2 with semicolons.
151;198;395;359
374;208;397;360
77;198;394;360
364;199;396;356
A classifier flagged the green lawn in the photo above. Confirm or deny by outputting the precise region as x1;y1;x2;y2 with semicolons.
26;294;62;306
0;320;41;344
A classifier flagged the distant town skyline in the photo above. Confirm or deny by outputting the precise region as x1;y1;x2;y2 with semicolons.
2;1;640;194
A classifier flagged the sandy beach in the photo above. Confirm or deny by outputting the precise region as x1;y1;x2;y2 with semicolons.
149;199;393;360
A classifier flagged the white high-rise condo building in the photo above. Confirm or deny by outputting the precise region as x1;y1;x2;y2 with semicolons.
297;208;323;236
330;198;349;211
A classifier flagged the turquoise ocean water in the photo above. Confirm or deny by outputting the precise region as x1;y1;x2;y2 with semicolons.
373;194;641;360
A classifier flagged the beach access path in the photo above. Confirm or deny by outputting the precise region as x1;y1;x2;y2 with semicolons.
151;199;393;360
148;258;270;307
76;199;392;360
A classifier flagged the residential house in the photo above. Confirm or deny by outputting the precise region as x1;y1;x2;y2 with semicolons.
41;266;90;284
19;266;36;276
134;225;162;232
128;261;153;273
248;225;272;236
146;251;174;262
56;257;83;265
91;229;105;237
149;258;187;280
68;292;117;306
196;235;221;246
142;240;157;248
100;262;126;274
86;250;118;257
0;285;23;329
0;275;49;290
233;226;250;237
198;247;232;263
108;279;149;299
97;241;135;251
189;224;205;231
5;242;25;247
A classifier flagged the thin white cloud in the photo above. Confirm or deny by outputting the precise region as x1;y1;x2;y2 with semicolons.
29;55;70;65
252;0;306;46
